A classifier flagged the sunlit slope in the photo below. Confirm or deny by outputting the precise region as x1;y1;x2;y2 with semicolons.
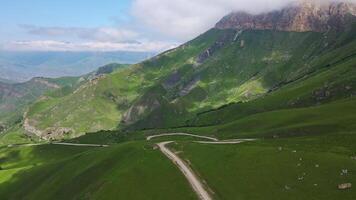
192;54;356;129
26;18;356;138
25;30;222;138
173;134;356;200
0;76;80;127
131;21;356;129
0;142;195;200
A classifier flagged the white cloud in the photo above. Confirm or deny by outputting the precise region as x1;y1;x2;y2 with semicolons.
132;0;356;41
5;0;356;52
132;0;295;41
10;25;178;52
2;40;178;52
20;25;139;43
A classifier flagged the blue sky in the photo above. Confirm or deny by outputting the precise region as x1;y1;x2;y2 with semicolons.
0;0;138;49
0;0;131;28
0;0;295;52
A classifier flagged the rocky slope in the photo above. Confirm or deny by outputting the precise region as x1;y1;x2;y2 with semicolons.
216;1;356;32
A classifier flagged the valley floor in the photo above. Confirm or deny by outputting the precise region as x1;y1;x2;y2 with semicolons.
0;131;355;199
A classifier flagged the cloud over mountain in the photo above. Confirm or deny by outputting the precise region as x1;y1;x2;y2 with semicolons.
132;0;294;40
132;0;356;41
3;0;356;52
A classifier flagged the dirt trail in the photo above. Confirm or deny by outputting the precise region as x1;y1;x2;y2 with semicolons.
150;133;256;200
147;133;218;141
7;142;107;148
157;141;212;200
51;142;108;147
196;139;256;144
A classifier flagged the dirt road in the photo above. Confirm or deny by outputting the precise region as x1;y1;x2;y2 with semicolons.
196;139;256;144
147;133;218;141
7;142;108;148
157;141;212;200
51;142;108;147
151;133;256;200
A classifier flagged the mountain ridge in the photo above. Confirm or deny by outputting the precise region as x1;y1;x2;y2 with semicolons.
216;0;356;32
12;1;356;139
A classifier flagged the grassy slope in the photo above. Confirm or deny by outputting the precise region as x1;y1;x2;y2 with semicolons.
0;15;355;200
131;23;356;130
23;23;356;137
215;98;356;139
0;76;80;126
0;125;33;146
26;30;223;137
173;134;356;200
191;22;356;127
130;30;326;129
0;142;196;200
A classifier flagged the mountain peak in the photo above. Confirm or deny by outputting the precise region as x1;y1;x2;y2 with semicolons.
215;0;356;32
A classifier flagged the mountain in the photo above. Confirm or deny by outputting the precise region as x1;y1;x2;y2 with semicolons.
0;77;81;128
23;0;356;140
216;0;356;32
0;63;128;133
0;78;14;84
1;1;356;199
0;51;154;82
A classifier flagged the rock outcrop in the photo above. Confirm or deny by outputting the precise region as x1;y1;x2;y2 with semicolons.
216;0;356;32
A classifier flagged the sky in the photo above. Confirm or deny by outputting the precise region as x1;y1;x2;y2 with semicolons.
1;0;352;52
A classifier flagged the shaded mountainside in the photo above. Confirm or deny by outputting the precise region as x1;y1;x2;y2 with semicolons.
131;17;356;130
24;1;356;139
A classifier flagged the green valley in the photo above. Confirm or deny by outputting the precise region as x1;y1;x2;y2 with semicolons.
0;1;356;199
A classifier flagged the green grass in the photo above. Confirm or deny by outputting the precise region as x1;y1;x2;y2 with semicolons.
0;125;33;146
133;97;356;141
192;52;356;128
22;23;356;136
128;24;356;130
25;29;224;137
215;97;356;139
173;134;356;200
0;141;196;200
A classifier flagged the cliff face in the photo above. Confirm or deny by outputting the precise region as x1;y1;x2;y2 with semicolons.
215;1;356;32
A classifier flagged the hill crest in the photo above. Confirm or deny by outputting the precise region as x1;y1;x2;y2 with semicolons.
215;0;356;32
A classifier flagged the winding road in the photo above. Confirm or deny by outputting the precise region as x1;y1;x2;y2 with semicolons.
147;133;218;141
149;133;256;200
6;132;254;200
51;142;108;147
157;141;212;200
195;139;256;144
7;142;108;148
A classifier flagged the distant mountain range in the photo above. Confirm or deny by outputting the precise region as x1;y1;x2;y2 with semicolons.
0;51;154;82
0;63;127;130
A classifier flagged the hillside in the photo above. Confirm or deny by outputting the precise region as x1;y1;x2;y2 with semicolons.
0;77;80;127
23;0;356;140
0;142;196;199
0;63;128;142
0;1;356;199
24;34;219;139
